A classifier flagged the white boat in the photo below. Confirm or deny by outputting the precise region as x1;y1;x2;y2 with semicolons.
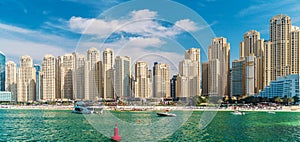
72;105;93;114
267;111;276;114
72;101;102;114
231;110;245;115
157;112;176;117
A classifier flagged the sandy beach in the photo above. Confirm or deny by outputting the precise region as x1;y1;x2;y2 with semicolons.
1;105;299;112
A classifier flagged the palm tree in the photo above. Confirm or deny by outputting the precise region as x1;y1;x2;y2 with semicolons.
288;98;294;106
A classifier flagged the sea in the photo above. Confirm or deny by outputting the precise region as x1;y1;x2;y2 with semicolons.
0;109;299;141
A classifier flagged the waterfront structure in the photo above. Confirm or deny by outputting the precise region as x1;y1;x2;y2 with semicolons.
153;62;170;98
115;56;131;98
0;91;12;102
177;59;198;98
61;54;74;100
270;14;292;80
72;52;86;100
185;48;201;96
17;55;36;102
170;75;177;99
201;62;209;96
0;51;5;91
41;54;56;101
5;61;17;101
231;59;245;97
208;37;230;97
33;64;41;101
134;61;151;98
259;74;299;101
291;26;300;74
103;48;114;99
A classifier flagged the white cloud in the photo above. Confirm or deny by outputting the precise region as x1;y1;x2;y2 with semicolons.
0;23;33;34
68;9;199;38
175;19;199;32
131;9;157;20
0;38;70;63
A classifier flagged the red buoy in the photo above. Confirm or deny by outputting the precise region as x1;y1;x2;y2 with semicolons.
111;122;122;141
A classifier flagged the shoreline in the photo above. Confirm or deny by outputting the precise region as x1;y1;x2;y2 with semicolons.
1;105;300;112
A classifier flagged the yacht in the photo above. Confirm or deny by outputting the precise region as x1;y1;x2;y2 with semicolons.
72;101;97;114
231;110;245;115
157;110;176;117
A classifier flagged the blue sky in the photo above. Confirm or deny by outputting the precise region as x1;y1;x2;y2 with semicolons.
0;0;300;67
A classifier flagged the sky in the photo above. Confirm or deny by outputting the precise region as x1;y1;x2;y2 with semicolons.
1;0;300;69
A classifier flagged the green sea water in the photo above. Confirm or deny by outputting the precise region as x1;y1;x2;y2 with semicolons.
0;109;299;141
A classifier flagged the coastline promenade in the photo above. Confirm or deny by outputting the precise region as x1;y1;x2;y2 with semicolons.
1;105;300;112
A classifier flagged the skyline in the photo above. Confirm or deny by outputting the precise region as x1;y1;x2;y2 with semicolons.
1;0;300;66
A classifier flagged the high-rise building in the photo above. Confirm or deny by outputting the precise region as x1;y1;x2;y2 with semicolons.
0;51;5;91
245;56;255;96
33;64;41;101
103;48;114;99
5;61;17;101
73;52;86;100
264;40;272;86
17;55;36;102
208;37;230;97
55;56;62;99
185;48;201;95
170;75;177;99
41;54;56;101
115;56;131;98
291;26;300;74
153;62;170;98
177;59;198;98
201;62;209;96
240;30;264;95
231;59;245;97
270;14;292;80
85;48;101;100
134;61;151;98
61;54;74;100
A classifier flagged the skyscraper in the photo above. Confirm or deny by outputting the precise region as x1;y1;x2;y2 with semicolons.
0;51;5;91
264;40;272;86
103;48;114;99
231;59;245;97
33;64;41;101
55;56;62;99
177;59;198;98
291;26;300;74
270;14;292;80
170;75;177;99
86;48;101;100
134;61;151;98
18;55;36;102
184;48;201;96
208;37;230;97
153;62;170;98
240;30;264;95
5;61;17;101
115;56;131;98
72;52;86;100
61;54;74;100
201;62;209;96
41;54;56;101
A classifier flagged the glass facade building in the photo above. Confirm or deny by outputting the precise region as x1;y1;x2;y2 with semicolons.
0;51;5;91
259;74;300;101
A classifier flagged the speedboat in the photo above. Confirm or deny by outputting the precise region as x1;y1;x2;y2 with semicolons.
231;110;245;115
267;111;276;114
157;112;176;117
72;105;93;114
